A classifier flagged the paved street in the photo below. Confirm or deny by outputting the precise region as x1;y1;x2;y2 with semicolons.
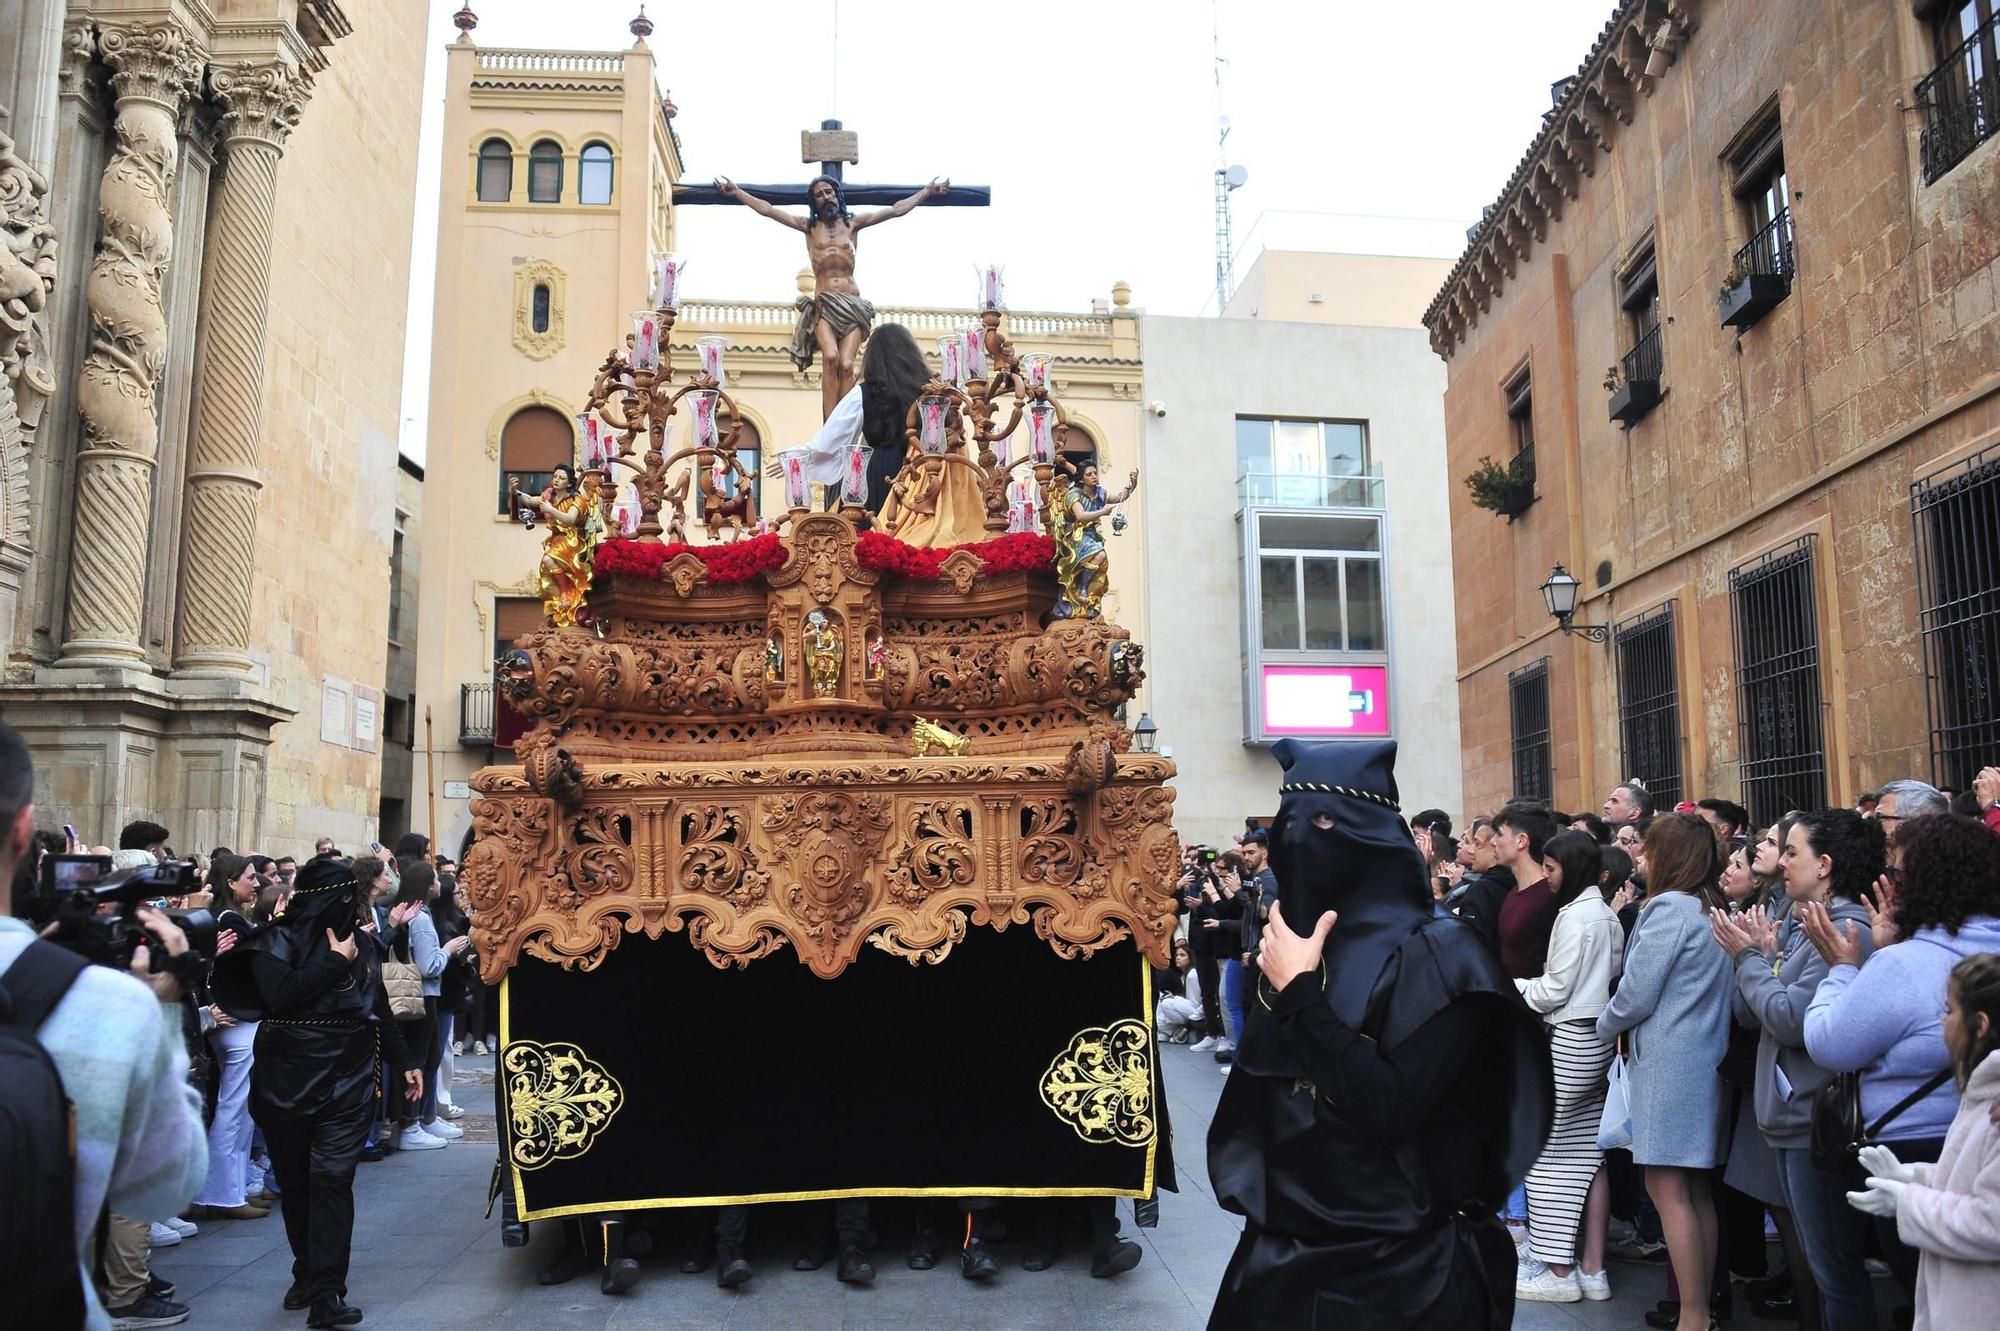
154;1041;1891;1329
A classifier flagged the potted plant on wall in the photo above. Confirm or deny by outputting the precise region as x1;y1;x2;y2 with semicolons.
1717;258;1788;329
1464;453;1536;520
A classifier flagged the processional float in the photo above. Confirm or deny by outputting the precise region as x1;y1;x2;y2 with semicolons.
470;254;1178;1235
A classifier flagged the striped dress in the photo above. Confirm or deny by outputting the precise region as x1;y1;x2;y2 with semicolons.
1527;1019;1618;1265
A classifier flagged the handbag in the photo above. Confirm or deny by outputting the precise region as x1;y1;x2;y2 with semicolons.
1596;1054;1634;1151
380;953;425;1021
1811;1066;1954;1170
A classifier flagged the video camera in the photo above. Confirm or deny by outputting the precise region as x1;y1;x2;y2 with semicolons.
24;854;217;971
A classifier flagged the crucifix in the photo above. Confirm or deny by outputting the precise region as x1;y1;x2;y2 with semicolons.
675;119;991;418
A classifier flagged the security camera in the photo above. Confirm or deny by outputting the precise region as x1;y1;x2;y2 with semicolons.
1148;401;1167;418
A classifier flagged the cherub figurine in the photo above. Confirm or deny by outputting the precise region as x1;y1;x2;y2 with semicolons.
804;610;843;698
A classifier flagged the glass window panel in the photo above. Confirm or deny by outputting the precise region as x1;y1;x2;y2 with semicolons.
476;141;512;202
1274;420;1322;475
579;144;613;205
528;142;562;203
1258;513;1381;552
531;284;550;333
1260;557;1299;650
1235;418;1270;482
1345;559;1385;650
1322;422;1368;476
1302;558;1344;650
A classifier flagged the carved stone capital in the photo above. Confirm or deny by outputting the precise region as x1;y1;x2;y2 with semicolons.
58;17;98;99
209;60;310;149
96;22;206;112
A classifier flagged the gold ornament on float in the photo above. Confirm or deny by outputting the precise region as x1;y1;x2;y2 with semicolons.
1038;1018;1155;1147
503;1040;625;1170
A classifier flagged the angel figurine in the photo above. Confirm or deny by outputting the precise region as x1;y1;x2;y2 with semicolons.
512;463;603;628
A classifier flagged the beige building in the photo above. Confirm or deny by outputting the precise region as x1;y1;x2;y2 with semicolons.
412;22;1148;855
0;0;426;852
1141;252;1464;847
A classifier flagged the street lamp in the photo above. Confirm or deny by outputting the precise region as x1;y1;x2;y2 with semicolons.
1540;563;1610;643
1133;712;1158;754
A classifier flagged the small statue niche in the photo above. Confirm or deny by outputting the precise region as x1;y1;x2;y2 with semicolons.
765;623;785;683
804;609;845;699
865;626;885;680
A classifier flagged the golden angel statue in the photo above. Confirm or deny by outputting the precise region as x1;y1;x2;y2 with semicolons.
513;462;604;628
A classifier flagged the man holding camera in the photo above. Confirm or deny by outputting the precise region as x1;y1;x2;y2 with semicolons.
0;721;208;1330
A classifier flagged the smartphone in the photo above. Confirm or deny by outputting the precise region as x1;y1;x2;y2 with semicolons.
371;841;385;854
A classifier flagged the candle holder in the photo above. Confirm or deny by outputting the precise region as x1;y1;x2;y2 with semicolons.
936;335;965;388
962;326;987;381
631;311;663;371
652;252;686;312
841;443;874;510
917;395;950;455
696;334;727;385
1027;400;1056;464
1020;352;1052;394
780;449;810;511
689;389;721;447
979;262;1005;312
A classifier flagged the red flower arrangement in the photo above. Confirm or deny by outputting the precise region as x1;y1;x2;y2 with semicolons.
594;532;787;584
855;530;1055;581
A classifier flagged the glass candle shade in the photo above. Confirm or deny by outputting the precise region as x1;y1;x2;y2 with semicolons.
697;334;727;384
1027;401;1055;463
780;450;810;510
1021;352;1052;393
575;412;600;467
613;498;638;536
937;334;964;388
689;389;720;447
963;326;986;380
979;263;1005;312
652;252;686;311
841;443;873;507
918;395;949;455
630;311;662;371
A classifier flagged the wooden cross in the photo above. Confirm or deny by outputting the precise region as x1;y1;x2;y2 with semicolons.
672;118;991;209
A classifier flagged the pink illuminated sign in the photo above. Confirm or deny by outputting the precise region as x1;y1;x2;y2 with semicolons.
1261;665;1390;737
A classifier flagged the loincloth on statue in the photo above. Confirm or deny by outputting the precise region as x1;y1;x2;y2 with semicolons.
790;290;877;370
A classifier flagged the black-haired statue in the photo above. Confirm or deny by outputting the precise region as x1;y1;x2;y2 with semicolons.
1206;739;1553;1330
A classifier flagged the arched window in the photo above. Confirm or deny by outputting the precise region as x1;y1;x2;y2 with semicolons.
579;142;614;205
1060;426;1098;478
531;284;551;334
476;138;512;202
528;140;563;203
497;405;574;514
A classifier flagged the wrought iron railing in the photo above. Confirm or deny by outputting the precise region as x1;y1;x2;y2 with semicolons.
1732;206;1795;284
1916;12;1999;184
1509;657;1553;804
1621;323;1664;388
1235;467;1386;512
460;682;496;746
1615;602;1685;809
1729;536;1827;827
1911;442;2000;791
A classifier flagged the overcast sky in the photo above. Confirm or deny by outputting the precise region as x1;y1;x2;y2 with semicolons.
397;0;1616;460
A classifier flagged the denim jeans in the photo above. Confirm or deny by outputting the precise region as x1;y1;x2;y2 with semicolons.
1221;960;1247;1043
1774;1145;1876;1331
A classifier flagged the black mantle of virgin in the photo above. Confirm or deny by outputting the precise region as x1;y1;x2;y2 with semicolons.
500;926;1168;1219
673;182;992;208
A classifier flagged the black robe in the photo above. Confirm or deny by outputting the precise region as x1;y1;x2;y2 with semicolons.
1206;740;1552;1331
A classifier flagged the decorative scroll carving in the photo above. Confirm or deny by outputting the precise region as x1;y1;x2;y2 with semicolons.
676;803;769;910
0;121;55;556
761;788;892;970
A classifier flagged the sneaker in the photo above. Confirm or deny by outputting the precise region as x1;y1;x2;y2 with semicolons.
1516;1251;1544;1284
1577;1268;1611;1301
1212;1039;1236;1057
1517;1264;1581;1303
1190;1036;1219;1053
1606;1217;1637;1245
471;1039;489;1055
106;1293;191;1328
146;1274;176;1301
396;1124;448;1151
146;1221;183;1247
441;1102;466;1121
451;1040;465;1055
1609;1236;1669;1263
165;1216;198;1237
424;1118;464;1140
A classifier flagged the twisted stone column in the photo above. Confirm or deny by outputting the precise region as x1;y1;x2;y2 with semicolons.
59;21;203;666
172;60;306;676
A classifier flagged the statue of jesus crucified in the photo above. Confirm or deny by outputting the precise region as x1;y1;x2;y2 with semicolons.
716;172;948;419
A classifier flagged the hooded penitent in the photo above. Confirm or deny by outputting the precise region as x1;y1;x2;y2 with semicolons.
1206;740;1553;1331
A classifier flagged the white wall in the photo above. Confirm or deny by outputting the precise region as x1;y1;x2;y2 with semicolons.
1139;314;1462;847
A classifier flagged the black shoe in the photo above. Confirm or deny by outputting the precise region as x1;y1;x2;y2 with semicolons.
103;1293;189;1328
1743;1271;1792;1302
836;1247;875;1285
1090;1240;1142;1278
1752;1291;1799;1320
1644;1305;1679;1330
357;1144;385;1163
907;1235;938;1271
716;1244;752;1289
679;1243;713;1275
146;1274;176;1301
306;1299;363;1329
793;1232;833;1271
1022;1232;1065;1272
283;1280;312;1311
536;1247;588;1286
960;1238;998;1282
599;1257;640;1296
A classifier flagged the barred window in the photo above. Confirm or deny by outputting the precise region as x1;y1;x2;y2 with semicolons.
1615;602;1684;809
1509;657;1552;803
1912;443;2000;791
1730;536;1827;827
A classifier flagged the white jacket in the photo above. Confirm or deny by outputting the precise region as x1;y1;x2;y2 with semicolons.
1517;890;1624;1024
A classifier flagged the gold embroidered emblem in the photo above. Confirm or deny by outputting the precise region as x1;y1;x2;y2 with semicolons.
502;1040;625;1171
1038;1018;1156;1147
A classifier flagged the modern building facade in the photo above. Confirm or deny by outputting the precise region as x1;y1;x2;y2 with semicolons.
1425;0;2000;822
1142;251;1463;848
0;0;425;852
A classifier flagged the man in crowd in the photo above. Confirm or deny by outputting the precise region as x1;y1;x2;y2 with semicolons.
313;837;336;858
1229;830;1279;1068
1871;778;1949;837
119;819;172;863
1601;779;1653;829
0;721;207;1330
1484;804;1561;981
274;855;298;887
1695;798;1750;847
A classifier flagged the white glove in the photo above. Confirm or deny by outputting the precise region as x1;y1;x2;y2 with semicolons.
1857;1144;1918;1184
1846;1176;1907;1218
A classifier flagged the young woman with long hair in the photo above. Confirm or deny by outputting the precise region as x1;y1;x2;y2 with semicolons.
1596;813;1735;1331
782;322;931;515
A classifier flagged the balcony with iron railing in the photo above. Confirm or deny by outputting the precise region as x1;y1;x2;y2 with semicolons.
1609;324;1663;426
1916;12;1999;184
1719;207;1795;329
1236;467;1386;513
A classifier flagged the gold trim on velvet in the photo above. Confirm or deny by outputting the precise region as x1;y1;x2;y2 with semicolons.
1037;1016;1157;1148
502;1038;626;1171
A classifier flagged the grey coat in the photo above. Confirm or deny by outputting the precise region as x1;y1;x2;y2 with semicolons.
1733;896;1876;1148
1596;892;1735;1168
